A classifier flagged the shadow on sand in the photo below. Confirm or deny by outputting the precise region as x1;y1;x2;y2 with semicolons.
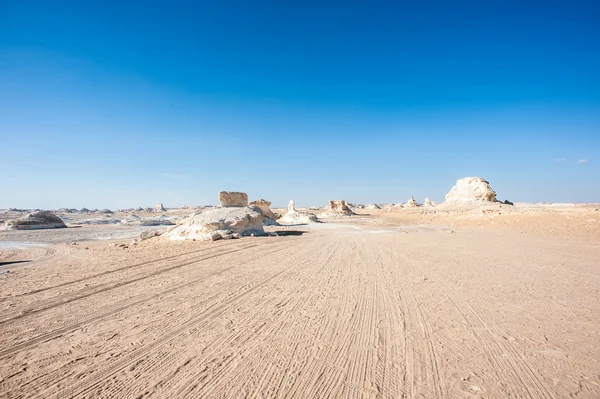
0;260;31;267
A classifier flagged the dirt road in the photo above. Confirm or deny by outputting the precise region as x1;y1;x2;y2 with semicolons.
1;223;599;398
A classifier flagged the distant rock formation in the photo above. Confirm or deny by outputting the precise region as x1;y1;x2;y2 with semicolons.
405;196;420;207
3;211;67;230
165;206;266;241
249;199;277;220
424;198;436;207
219;191;248;207
280;200;320;224
154;203;166;212
445;177;497;203
365;204;381;210
324;200;355;216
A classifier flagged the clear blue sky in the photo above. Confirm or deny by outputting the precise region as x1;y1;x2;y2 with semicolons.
1;0;599;209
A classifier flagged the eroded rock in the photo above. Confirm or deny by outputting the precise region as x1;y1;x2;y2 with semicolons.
164;206;266;241
445;177;498;203
219;191;248;207
3;211;67;230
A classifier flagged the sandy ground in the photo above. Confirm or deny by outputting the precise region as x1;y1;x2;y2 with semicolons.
1;207;600;398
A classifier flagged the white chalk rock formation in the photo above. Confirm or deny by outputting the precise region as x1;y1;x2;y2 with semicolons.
365;204;381;210
219;191;248;207
445;177;497;203
154;203;166;212
249;199;277;220
164;206;266;241
280;200;320;224
322;200;355;216
424;198;436;207
3;211;67;230
405;196;420;207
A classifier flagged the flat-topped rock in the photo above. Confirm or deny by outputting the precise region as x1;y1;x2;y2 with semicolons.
219;191;248;207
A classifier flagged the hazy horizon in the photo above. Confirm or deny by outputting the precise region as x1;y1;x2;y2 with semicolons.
2;1;599;209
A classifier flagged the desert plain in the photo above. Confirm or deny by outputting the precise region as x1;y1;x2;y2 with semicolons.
1;197;600;398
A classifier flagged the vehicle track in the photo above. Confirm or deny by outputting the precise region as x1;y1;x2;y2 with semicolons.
0;241;296;360
46;237;323;399
0;242;266;325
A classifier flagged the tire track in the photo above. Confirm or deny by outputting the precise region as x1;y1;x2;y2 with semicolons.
0;241;294;361
381;234;555;399
4;242;236;300
42;237;324;399
156;237;345;398
0;242;264;325
374;236;448;399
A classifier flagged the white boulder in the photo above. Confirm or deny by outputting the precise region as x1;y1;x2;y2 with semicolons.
445;177;498;203
164;206;266;241
3;211;67;230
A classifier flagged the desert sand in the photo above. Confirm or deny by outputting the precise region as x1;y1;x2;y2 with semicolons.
1;202;600;398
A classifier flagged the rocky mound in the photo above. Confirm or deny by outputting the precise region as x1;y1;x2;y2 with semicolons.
3;211;67;230
445;177;497;203
154;203;166;212
164;206;266;241
219;191;248;207
279;200;320;224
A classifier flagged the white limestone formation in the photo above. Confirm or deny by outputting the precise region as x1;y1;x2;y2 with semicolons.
249;199;277;220
280;200;320;224
3;211;67;230
164;206;266;241
445;177;498;203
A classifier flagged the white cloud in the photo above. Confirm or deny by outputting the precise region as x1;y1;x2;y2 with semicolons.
554;158;566;162
162;172;186;180
576;159;588;164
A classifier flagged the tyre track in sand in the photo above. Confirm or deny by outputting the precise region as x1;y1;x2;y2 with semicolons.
117;236;345;399
36;236;325;399
0;242;272;326
2;240;244;301
380;233;555;399
0;239;309;398
0;240;295;361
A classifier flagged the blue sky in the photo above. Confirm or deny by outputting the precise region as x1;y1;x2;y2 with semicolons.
1;0;599;208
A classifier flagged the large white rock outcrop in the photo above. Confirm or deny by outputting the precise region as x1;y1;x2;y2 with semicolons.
3;211;67;230
164;206;266;241
280;200;320;224
219;191;248;207
445;177;497;203
154;203;166;212
249;199;277;220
